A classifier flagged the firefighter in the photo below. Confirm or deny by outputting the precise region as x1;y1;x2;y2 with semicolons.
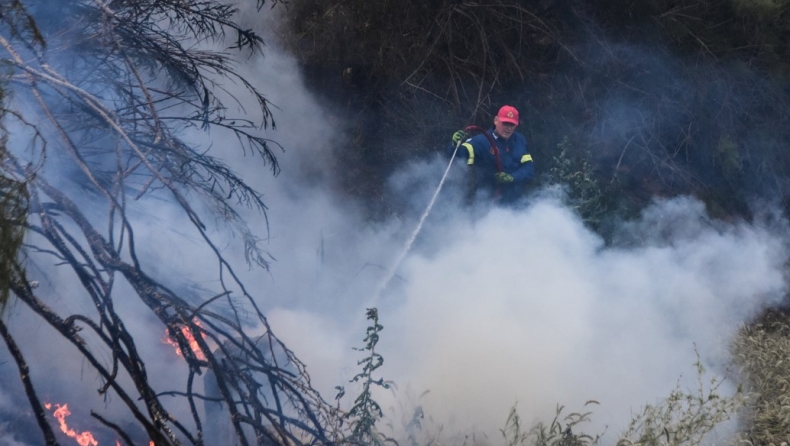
450;105;534;203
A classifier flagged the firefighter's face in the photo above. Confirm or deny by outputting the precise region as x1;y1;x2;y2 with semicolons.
494;116;517;139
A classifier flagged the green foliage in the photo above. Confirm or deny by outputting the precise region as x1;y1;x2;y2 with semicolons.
0;164;26;312
501;404;530;446
502;402;600;446
547;137;610;230
340;307;391;446
382;357;743;446
616;356;745;446
0;81;27;312
497;358;743;446
0;0;36;314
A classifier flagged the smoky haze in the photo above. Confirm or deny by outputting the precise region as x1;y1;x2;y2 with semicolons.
218;19;788;443
1;4;789;446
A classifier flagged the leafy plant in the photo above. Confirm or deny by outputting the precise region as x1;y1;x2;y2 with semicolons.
616;354;745;446
339;307;392;446
0;83;27;312
493;401;604;446
501;404;529;446
547;136;610;230
492;356;743;446
0;157;26;312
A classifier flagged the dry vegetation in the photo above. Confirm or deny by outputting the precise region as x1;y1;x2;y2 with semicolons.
0;1;338;444
732;309;790;445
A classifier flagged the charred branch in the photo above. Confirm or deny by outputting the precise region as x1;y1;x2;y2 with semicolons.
0;317;59;446
1;1;340;445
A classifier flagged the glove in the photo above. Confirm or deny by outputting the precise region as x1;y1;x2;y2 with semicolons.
495;172;514;184
451;130;467;145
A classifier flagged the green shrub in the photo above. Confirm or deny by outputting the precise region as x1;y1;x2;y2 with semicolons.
616;357;745;446
547;137;610;230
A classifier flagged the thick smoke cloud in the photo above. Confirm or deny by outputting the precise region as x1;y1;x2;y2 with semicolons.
379;197;786;436
203;34;790;442
1;4;789;445
224;16;789;443
258;175;788;441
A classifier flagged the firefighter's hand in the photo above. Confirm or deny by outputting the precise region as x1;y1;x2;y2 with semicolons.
451;130;467;145
495;172;514;184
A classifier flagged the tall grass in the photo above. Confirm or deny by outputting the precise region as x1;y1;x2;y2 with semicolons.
341;308;746;446
732;310;790;445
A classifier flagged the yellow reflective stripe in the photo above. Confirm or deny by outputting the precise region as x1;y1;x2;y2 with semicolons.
463;143;475;165
521;154;533;163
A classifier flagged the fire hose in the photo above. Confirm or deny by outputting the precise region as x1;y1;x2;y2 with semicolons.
371;125;502;301
463;124;503;173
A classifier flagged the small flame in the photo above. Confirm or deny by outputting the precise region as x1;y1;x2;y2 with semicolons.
162;320;206;361
46;403;99;446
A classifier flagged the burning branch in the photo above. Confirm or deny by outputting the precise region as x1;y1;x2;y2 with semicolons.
0;1;340;445
0;317;58;445
45;403;99;446
163;320;207;361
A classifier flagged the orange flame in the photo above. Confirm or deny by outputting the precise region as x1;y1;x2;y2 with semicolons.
46;403;98;446
162;320;206;361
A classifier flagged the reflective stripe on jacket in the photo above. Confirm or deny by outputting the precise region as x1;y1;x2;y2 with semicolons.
457;129;534;183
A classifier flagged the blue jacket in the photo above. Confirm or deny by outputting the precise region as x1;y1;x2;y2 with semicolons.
452;128;534;201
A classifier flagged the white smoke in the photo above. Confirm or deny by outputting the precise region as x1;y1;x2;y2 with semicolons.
199;43;790;442
2;4;789;445
378;196;786;437
193;10;790;442
254;178;788;442
219;20;789;442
